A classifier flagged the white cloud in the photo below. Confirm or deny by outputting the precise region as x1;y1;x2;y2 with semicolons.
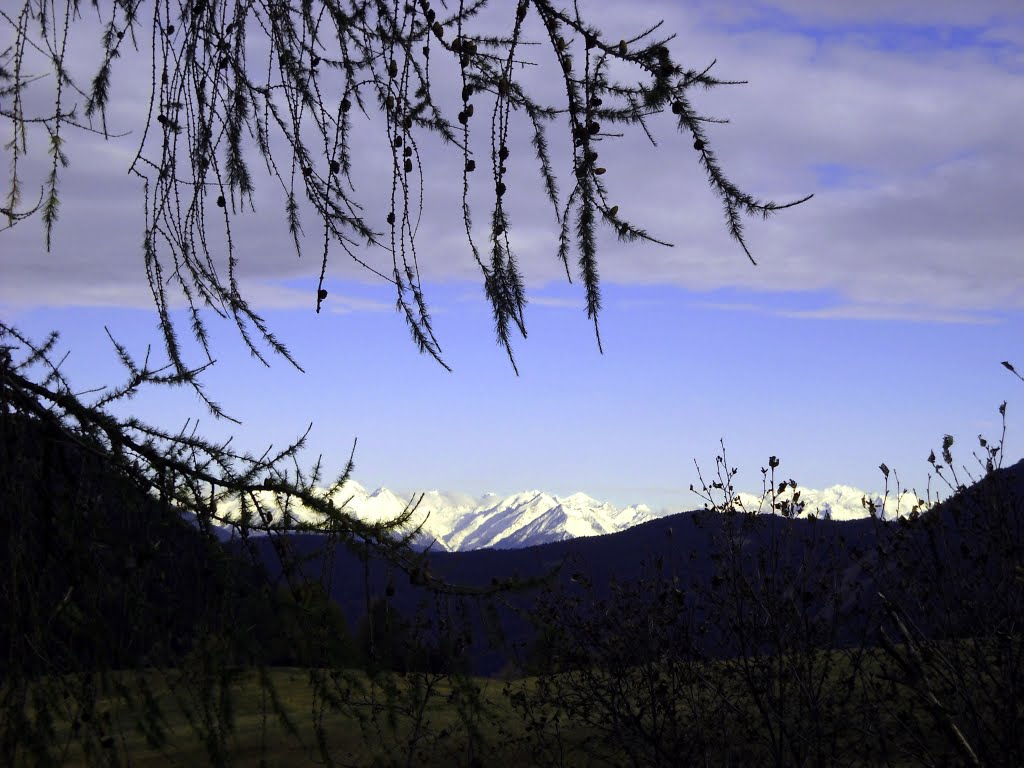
3;0;1022;325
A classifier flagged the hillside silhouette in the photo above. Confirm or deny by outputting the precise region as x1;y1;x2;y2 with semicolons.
234;456;1024;674
4;403;1021;676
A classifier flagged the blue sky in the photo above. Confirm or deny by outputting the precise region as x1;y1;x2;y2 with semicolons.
3;0;1022;513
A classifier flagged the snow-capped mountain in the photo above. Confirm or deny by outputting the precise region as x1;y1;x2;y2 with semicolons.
205;479;926;550
209;482;662;551
733;484;930;521
443;490;658;551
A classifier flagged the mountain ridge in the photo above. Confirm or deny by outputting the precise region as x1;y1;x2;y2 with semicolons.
231;456;1024;675
210;477;929;550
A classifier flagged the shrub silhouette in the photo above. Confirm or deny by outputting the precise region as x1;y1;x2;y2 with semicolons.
506;405;1024;767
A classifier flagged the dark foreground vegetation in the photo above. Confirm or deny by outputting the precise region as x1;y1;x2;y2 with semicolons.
3;365;1023;766
10;633;1018;768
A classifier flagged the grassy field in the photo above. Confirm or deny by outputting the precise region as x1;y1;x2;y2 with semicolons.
11;634;1019;767
16;666;527;767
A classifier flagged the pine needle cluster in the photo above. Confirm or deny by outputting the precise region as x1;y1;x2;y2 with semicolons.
3;0;812;377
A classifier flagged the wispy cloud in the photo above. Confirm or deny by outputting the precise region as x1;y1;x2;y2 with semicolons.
529;296;586;309
775;305;1002;324
236;282;395;314
697;300;1003;324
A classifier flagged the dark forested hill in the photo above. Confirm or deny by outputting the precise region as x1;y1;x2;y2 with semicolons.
5;400;1020;677
0;409;313;673
232;457;1023;674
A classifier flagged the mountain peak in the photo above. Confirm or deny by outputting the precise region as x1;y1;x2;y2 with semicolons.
210;478;919;551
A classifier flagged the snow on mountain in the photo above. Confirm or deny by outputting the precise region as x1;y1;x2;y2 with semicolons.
446;490;554;550
609;503;658;529
326;480;410;524
403;489;481;540
208;483;666;550
733;484;930;521
206;479;926;550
